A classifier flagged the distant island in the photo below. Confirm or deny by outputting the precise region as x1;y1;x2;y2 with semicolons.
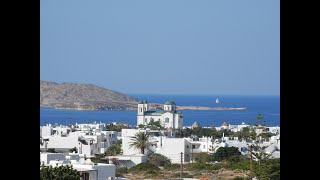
40;80;247;111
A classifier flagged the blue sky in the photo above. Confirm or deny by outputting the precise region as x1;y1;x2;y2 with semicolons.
40;0;279;95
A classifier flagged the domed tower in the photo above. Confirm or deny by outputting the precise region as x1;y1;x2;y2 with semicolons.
164;101;176;111
138;100;148;115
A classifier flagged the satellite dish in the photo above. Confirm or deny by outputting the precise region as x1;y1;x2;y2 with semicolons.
79;158;85;164
85;158;93;165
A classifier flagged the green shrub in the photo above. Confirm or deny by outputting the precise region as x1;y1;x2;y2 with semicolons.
148;153;171;166
129;163;160;172
40;164;79;180
105;140;122;156
147;170;157;175
230;159;250;171
171;172;193;178
47;148;56;153
164;164;180;170
233;176;250;180
228;155;241;163
214;147;241;161
206;163;223;170
187;163;207;170
193;152;212;164
116;167;128;174
69;147;78;153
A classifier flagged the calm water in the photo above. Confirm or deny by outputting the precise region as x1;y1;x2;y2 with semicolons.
40;94;280;127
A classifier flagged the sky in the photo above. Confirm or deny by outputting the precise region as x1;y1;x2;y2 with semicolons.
40;0;279;95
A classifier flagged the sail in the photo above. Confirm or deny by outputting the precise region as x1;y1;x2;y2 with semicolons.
216;98;219;103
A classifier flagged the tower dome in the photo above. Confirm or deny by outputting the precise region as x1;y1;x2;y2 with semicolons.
164;101;176;105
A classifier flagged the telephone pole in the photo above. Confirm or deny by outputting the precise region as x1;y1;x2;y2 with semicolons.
180;152;183;178
250;144;253;180
191;144;194;163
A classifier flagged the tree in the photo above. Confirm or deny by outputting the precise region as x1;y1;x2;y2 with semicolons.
251;142;278;179
105;140;122;156
106;123;129;132
247;120;278;180
138;124;145;128
148;153;171;166
69;147;77;153
47;148;56;153
129;132;151;154
40;164;79;180
256;114;264;126
213;147;241;162
147;119;163;129
258;132;272;142
236;127;256;142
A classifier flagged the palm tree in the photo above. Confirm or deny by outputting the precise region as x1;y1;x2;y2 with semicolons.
129;132;151;154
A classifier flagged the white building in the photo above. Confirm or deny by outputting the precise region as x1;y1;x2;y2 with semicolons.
40;123;119;157
121;129;190;164
74;122;105;132
42;154;116;180
107;154;148;168
137;100;183;129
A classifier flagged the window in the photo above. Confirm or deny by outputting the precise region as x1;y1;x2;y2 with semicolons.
165;118;169;123
186;145;189;148
192;145;195;149
82;172;90;180
203;145;206;149
145;118;147;123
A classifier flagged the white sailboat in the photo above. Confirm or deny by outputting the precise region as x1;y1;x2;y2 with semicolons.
216;97;219;103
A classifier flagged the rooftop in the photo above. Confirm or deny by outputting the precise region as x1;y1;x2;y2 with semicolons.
138;100;148;104
221;122;229;126
164;101;176;105
144;110;182;115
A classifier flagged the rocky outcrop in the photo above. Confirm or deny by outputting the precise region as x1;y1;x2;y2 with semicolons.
40;80;138;110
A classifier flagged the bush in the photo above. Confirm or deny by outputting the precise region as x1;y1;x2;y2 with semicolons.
69;147;78;153
187;163;207;170
105;140;122;156
206;163;223;170
148;153;171;166
164;164;180;170
40;164;79;180
228;155;241;163
47;148;56;153
214;147;241;161
171;172;193;178
129;163;160;172
230;159;250;171
193;152;212;164
91;157;109;164
117;167;128;174
233;176;250;180
116;166;128;176
147;170;157;175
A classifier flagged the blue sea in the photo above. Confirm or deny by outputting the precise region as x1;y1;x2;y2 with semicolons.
40;94;280;127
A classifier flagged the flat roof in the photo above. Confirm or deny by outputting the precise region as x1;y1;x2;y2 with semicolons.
74;168;97;172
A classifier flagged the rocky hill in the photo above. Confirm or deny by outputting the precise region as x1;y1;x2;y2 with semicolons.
40;80;138;110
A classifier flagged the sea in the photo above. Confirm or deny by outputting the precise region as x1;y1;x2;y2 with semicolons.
40;94;280;127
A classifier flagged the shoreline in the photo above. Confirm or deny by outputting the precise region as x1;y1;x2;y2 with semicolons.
41;105;247;111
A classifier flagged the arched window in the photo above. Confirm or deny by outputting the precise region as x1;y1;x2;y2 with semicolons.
165;118;169;123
